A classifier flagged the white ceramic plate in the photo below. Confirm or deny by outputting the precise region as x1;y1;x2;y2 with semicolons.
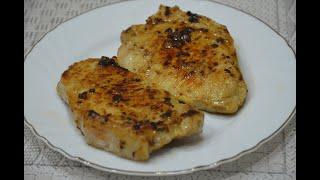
24;0;296;176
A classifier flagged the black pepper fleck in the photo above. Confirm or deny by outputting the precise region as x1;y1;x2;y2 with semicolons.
103;114;111;122
161;110;172;118
112;94;122;103
150;122;157;130
164;27;194;48
88;110;100;119
165;28;173;34
211;43;219;48
120;141;126;149
187;11;199;23
78;91;87;99
216;37;225;44
133;78;141;82
164;6;171;16
164;97;173;106
224;69;233;76
224;69;231;73
133;123;141;130
98;56;118;67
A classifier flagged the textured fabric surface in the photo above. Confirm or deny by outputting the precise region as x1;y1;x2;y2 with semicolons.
24;0;296;179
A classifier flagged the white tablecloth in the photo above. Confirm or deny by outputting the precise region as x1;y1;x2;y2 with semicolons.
24;0;296;179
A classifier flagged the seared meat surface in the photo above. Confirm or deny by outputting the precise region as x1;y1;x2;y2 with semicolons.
118;5;247;113
57;57;203;161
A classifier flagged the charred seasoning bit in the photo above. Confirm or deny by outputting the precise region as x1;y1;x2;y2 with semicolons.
89;88;95;93
211;43;219;48
143;49;150;57
151;122;167;131
120;141;126;149
164;6;171;16
147;17;163;24
164;97;173;106
213;62;219;66
78;91;88;99
216;37;225;44
200;70;205;76
180;27;194;41
132;151;136;158
146;18;152;24
224;69;231;73
187;11;199;23
154;18;164;24
133;122;142;130
165;28;173;34
150;122;158;130
161;110;172;118
181;110;199;117
224;69;233;76
112;94;123;103
164;27;194;48
133;78;141;82
88;110;100;119
98;56;118;67
178;100;185;104
103;114;111;122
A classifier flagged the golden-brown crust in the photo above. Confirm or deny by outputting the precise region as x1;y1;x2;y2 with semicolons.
57;57;203;161
117;5;247;113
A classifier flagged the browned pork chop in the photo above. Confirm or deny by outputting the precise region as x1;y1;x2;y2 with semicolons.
57;57;203;161
117;5;247;113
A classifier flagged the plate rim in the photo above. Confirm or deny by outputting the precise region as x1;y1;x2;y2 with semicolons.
24;0;296;176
